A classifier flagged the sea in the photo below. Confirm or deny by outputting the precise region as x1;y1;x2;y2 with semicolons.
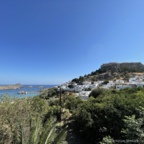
0;85;57;98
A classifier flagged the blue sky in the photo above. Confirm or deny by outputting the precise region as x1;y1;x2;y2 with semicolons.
0;0;144;84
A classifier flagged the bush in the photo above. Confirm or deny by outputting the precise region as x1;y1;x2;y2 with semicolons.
89;88;105;98
72;88;144;143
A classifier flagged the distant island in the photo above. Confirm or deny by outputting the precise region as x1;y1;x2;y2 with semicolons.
0;83;22;90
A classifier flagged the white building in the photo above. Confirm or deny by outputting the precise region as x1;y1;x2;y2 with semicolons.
89;84;98;90
115;79;125;84
136;83;144;88
109;80;114;83
129;77;138;83
74;85;83;92
116;85;132;90
101;83;114;89
79;91;91;96
83;81;91;85
61;85;67;89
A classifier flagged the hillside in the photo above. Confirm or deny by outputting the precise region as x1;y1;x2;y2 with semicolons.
72;62;144;83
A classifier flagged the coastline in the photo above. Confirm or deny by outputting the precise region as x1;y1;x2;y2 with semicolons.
0;85;56;98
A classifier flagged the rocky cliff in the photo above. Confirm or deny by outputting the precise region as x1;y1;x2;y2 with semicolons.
100;62;144;73
72;62;144;83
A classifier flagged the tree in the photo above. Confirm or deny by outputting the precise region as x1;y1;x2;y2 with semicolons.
78;76;84;85
89;88;104;98
99;136;114;144
102;80;109;85
121;107;144;143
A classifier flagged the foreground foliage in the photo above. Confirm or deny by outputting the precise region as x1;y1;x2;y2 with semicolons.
70;88;144;143
2;87;144;144
0;95;67;144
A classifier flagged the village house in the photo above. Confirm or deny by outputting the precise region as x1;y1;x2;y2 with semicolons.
116;84;132;90
115;79;125;84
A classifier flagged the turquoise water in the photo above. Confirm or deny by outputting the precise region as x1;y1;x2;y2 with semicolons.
0;85;56;98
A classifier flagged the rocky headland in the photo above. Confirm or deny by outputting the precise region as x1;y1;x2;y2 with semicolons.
100;62;144;73
0;83;22;90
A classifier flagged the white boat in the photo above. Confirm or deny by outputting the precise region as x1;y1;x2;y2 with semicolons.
17;91;27;94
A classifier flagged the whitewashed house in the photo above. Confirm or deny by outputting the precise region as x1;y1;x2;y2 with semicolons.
83;81;91;85
101;84;114;89
93;81;99;85
75;93;80;97
79;91;91;96
136;83;144;88
109;80;114;83
100;81;115;89
100;85;109;89
60;85;67;90
89;84;98;90
129;77;138;83
74;85;83;92
115;79;125;84
116;85;132;90
72;83;78;87
97;81;104;84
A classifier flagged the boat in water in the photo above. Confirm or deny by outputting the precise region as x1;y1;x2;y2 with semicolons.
17;91;28;94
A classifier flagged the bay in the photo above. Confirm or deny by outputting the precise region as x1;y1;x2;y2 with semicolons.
0;85;57;98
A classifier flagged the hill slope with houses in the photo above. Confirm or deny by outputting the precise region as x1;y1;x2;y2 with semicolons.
40;62;144;99
59;62;144;98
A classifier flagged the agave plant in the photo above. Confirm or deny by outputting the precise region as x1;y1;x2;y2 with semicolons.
39;117;67;144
